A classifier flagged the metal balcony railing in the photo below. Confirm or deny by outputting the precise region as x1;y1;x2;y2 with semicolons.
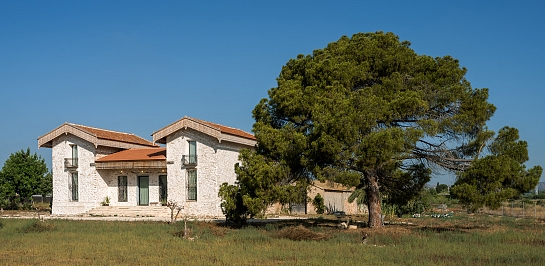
181;155;197;166
64;158;78;168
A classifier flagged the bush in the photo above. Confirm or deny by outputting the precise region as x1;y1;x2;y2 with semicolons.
19;219;55;233
436;184;449;194
33;202;51;212
273;225;327;241
531;193;545;200
218;183;250;224
312;194;325;214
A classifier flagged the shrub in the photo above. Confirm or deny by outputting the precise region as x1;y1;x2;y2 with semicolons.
33;202;51;212
273;225;327;241
312;194;325;214
19;219;55;233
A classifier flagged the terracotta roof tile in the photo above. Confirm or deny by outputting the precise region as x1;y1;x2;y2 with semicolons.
96;148;166;162
192;118;256;140
71;124;157;147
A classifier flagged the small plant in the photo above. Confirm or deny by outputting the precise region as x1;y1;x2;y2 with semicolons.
19;219;55;233
33;202;51;212
166;200;184;223
101;196;110;206
166;200;193;239
312;194;325;214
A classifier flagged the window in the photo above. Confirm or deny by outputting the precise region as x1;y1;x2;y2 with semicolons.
65;145;78;168
188;141;197;164
159;175;167;202
71;145;78;167
187;170;197;201
71;172;78;201
118;176;127;202
181;141;197;166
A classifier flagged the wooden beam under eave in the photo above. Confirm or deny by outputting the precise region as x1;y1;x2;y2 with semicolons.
95;160;167;170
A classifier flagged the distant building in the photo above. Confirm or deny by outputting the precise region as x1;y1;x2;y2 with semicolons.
266;180;367;215
307;180;366;215
537;182;545;193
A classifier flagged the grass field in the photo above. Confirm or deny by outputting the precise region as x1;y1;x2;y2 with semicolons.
1;214;544;265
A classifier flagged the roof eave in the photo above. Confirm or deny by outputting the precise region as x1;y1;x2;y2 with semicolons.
95;160;167;170
152;116;256;147
38;123;97;149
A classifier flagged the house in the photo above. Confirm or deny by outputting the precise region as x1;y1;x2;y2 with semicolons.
38;116;256;217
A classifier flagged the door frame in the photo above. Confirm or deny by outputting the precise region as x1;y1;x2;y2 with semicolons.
138;176;149;206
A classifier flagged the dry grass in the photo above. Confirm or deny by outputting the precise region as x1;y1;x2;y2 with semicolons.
481;200;545;218
1;213;545;265
273;225;327;241
18;219;55;233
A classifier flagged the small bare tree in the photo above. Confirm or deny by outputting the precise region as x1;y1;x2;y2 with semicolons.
166;200;191;238
166;200;183;223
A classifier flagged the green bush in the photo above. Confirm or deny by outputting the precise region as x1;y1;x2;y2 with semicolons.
19;219;55;233
436;183;449;194
312;194;325;214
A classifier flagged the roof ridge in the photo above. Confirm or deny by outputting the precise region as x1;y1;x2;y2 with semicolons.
184;116;221;130
68;123;157;147
191;117;254;137
68;123;137;136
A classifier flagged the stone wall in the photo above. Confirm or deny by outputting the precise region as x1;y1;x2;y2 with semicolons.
306;185;367;215
166;128;246;218
49;128;250;217
51;134;100;215
98;169;166;206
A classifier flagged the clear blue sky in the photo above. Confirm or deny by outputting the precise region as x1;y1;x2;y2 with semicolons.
1;1;544;185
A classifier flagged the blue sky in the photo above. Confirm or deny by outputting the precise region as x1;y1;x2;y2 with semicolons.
1;1;544;185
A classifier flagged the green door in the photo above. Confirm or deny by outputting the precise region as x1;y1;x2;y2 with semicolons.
159;175;167;203
138;176;149;205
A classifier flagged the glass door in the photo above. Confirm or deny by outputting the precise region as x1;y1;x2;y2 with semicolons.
138;176;149;205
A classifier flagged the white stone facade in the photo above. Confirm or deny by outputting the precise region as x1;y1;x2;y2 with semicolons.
166;128;248;217
51;134;106;214
42;118;255;217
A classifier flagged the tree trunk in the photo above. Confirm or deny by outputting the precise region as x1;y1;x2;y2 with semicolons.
365;173;382;228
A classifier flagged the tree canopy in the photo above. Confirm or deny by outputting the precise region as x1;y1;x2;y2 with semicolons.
451;127;542;212
0;148;52;208
219;31;531;227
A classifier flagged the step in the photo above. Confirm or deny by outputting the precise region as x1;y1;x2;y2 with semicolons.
87;206;171;217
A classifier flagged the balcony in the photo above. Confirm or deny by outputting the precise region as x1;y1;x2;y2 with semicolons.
181;155;197;167
64;158;78;168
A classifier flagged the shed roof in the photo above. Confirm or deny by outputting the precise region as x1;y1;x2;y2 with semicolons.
312;180;354;192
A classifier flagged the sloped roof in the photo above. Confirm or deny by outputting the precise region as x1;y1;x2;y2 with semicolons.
96;148;166;162
38;123;157;149
152;116;256;146
196;119;256;140
71;124;157;147
312;180;354;192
